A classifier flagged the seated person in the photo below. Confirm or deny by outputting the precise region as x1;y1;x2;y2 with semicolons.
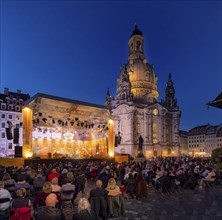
51;177;61;194
10;188;31;220
35;193;65;220
184;169;198;190
175;168;187;188
2;173;16;195
73;197;96;220
33;181;62;210
199;168;216;189
0;181;12;220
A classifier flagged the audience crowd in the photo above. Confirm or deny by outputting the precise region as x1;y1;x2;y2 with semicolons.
0;157;221;220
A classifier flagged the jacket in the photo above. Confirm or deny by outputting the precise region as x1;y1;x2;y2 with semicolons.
35;206;64;220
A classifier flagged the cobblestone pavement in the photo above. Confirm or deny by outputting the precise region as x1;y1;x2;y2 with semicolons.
80;182;222;220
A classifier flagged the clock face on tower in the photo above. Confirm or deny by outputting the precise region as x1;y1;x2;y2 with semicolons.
153;108;158;116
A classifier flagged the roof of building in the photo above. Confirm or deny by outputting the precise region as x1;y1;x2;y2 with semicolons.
179;130;188;137
0;90;30;102
188;124;222;136
188;125;211;135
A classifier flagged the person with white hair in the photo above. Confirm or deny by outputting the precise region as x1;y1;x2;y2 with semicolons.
73;197;96;220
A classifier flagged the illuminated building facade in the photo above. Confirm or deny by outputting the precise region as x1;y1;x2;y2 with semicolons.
0;88;30;157
188;124;222;156
106;25;181;158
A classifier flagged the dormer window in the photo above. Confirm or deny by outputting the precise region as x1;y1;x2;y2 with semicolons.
1;103;6;110
15;106;20;111
8;104;13;111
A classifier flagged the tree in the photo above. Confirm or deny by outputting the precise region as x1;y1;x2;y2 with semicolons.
211;147;222;170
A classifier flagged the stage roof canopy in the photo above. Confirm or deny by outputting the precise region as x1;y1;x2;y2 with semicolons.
24;93;110;128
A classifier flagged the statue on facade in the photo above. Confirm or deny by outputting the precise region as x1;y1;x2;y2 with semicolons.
137;135;144;157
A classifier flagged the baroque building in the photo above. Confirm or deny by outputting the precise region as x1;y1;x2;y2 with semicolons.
188;124;222;157
0;88;30;157
106;25;181;158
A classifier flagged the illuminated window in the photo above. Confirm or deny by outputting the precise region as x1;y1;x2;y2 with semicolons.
16;116;20;120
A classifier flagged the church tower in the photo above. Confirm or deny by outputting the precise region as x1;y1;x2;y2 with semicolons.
112;25;158;107
109;25;181;158
162;73;179;111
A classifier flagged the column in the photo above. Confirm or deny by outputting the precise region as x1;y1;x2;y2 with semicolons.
108;119;114;157
22;107;33;158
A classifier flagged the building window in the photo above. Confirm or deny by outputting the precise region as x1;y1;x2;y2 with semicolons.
1;133;5;138
8;115;13;119
1;114;5;119
16;124;20;129
16;116;20;120
8;105;13;111
8;143;13;149
1;103;6;110
1;122;5;128
15;106;20;111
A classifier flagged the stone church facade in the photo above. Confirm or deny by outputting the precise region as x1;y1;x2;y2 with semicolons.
106;25;181;158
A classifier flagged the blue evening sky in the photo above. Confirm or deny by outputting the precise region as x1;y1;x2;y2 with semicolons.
0;0;221;131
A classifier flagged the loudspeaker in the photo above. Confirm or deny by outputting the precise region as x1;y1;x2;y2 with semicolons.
13;128;19;144
6;128;13;140
14;146;22;158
